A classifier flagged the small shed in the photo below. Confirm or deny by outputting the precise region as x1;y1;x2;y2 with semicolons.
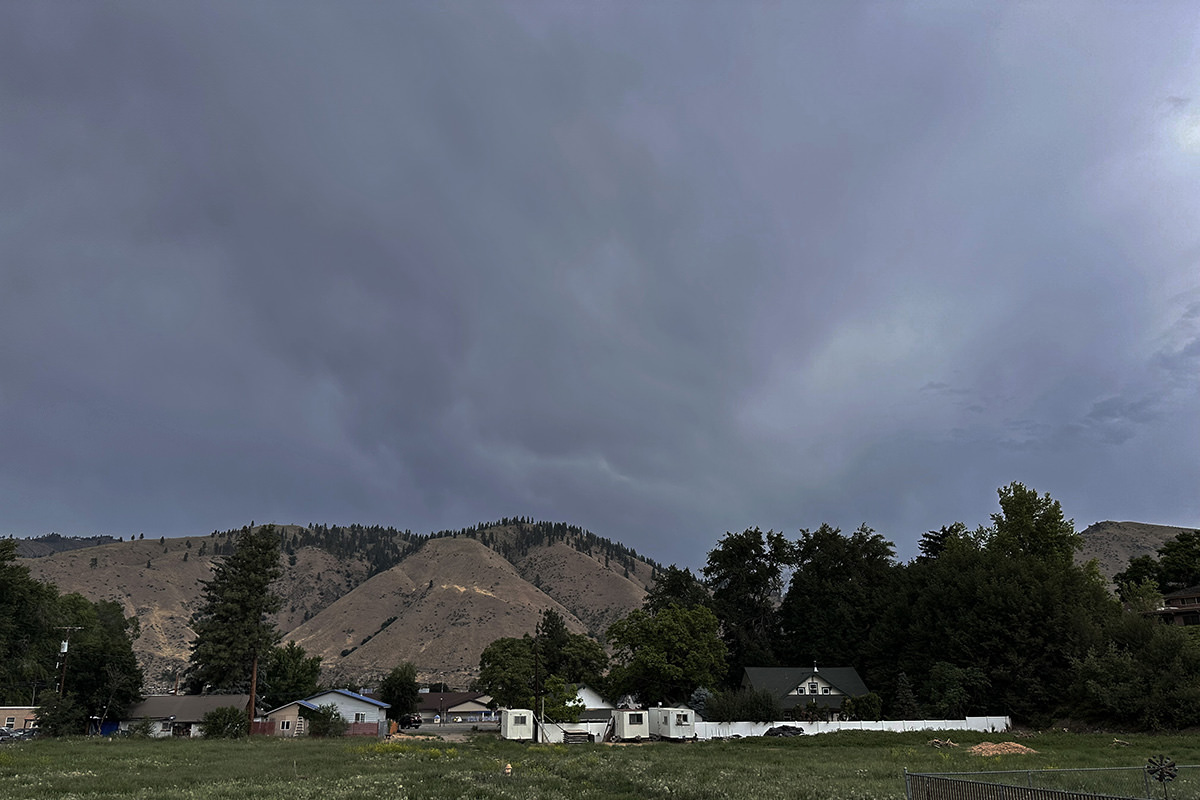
611;708;649;742
649;707;695;740
500;708;534;740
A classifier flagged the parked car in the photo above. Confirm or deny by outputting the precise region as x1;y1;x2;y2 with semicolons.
399;713;422;729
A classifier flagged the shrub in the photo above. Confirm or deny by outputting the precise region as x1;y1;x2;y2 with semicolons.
704;688;781;722
126;718;156;739
200;706;248;739
840;692;882;721
303;703;348;737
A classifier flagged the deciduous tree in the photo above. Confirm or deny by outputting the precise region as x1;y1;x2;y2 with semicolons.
262;641;321;711
606;605;726;705
702;528;795;684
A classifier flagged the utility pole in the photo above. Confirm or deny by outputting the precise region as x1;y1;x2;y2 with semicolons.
247;651;259;730
55;626;83;694
532;619;542;744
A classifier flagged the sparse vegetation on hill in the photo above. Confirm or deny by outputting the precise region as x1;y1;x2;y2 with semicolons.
20;519;656;691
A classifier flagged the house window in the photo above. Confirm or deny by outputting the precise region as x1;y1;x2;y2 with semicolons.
809;683;818;693
160;722;171;732
822;688;831;695
354;712;367;723
279;720;291;731
4;717;13;728
628;713;643;725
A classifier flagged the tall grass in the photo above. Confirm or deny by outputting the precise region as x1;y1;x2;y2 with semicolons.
2;730;1199;800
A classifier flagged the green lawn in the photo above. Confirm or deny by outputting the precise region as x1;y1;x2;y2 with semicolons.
2;730;1200;800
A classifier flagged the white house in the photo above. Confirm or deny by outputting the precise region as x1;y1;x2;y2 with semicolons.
303;689;389;737
574;684;613;722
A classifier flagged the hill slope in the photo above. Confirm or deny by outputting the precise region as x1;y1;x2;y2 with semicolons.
19;520;655;690
1077;520;1196;581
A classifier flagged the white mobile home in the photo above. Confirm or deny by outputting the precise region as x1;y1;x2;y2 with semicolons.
611;708;649;742
501;708;535;740
649;707;695;740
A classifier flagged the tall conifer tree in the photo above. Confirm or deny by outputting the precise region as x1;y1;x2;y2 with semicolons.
186;525;283;720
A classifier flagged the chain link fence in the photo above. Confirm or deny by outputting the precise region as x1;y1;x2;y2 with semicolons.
907;765;1200;800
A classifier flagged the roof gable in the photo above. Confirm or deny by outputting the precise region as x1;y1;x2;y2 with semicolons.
264;700;319;716
742;666;868;699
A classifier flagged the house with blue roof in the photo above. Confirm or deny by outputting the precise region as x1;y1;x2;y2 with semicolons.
264;689;389;738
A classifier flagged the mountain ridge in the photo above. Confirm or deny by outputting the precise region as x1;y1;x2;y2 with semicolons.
19;520;657;690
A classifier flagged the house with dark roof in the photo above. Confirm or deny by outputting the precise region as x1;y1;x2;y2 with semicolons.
741;666;869;719
119;695;252;738
417;691;496;724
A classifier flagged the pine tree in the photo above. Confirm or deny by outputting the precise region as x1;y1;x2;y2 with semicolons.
186;525;283;721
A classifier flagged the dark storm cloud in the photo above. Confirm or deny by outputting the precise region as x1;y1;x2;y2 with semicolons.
2;2;1197;566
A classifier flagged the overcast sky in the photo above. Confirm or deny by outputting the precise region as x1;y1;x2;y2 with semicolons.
3;2;1198;567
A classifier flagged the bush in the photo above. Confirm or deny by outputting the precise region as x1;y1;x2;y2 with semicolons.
840;692;882;721
303;703;348;737
705;688;781;722
200;706;248;739
126;718;156;739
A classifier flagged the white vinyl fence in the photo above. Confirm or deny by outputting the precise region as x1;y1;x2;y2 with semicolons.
509;715;1010;742
696;716;1010;740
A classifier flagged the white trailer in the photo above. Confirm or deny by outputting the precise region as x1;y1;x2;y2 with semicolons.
500;709;535;740
611;709;649;742
649;707;695;740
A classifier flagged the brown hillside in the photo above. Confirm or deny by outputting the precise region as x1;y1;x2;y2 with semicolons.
19;521;654;691
1077;520;1196;582
23;533;368;690
289;536;592;686
515;542;649;636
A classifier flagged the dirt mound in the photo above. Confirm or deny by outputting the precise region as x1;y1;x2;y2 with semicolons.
968;742;1038;756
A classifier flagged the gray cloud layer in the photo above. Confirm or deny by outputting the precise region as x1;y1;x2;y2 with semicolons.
2;2;1198;564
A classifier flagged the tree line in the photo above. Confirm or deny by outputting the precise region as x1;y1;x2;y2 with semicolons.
0;539;142;734
478;482;1200;730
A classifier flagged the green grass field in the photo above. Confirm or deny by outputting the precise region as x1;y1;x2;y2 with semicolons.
2;730;1200;800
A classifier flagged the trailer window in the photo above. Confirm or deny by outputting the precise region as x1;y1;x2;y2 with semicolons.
628;713;643;725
